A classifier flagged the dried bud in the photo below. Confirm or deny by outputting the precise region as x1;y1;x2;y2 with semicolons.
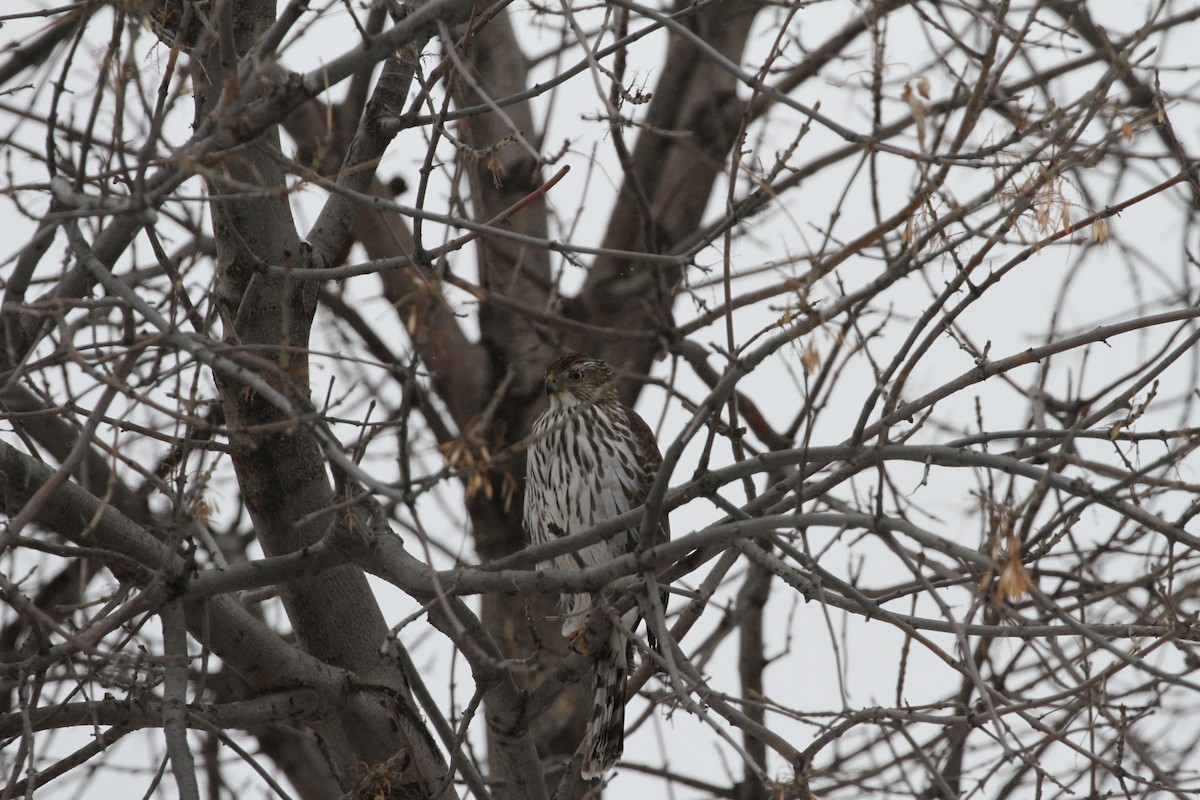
800;341;821;374
902;81;929;151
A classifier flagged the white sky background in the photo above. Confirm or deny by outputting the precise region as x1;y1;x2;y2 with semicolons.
2;0;1200;797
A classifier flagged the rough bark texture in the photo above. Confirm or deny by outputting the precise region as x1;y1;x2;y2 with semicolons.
446;11;593;788
196;3;447;795
577;0;766;392
6;1;1200;798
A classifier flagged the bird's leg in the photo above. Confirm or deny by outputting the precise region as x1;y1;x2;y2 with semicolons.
570;595;630;658
547;521;596;652
563;592;593;654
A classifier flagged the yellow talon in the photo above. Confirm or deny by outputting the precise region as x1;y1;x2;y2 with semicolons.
568;627;590;656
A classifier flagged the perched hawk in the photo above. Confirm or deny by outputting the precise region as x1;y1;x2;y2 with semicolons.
523;352;670;779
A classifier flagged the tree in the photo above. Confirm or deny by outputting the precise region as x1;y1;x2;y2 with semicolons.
2;0;1200;797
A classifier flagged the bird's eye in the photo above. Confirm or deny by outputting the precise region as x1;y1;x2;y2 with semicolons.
569;369;583;381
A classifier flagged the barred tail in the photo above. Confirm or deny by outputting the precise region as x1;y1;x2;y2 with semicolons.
581;631;628;780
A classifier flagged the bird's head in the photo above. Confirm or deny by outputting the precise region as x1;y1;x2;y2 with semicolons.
542;352;615;409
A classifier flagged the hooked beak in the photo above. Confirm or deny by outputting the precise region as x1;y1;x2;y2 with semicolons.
543;374;559;395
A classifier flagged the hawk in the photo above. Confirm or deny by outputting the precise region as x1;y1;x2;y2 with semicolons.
523;352;670;779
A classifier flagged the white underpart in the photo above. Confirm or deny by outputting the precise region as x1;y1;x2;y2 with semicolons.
524;386;656;778
524;393;648;638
